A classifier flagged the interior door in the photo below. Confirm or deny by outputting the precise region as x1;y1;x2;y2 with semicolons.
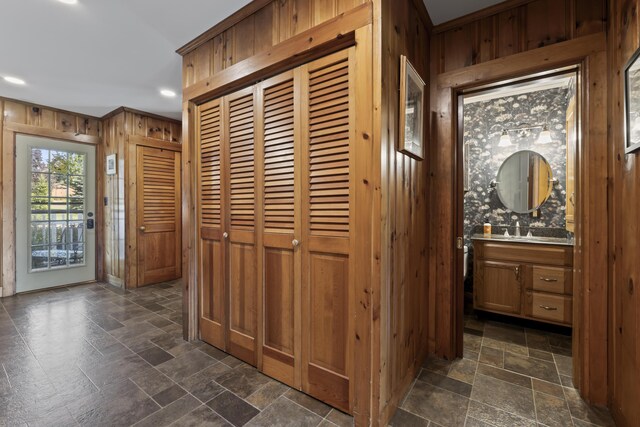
225;87;258;365
198;98;227;350
16;135;96;292
259;71;300;388
136;145;181;286
300;49;354;412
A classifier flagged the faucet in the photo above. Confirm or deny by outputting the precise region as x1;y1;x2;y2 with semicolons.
515;221;521;237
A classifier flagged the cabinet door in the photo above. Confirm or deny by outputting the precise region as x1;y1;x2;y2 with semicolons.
475;260;522;314
300;49;353;413
259;71;300;388
198;98;226;350
225;88;258;365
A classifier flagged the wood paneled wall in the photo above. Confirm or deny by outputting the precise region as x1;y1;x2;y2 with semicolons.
375;0;430;423
101;108;181;287
607;1;640;425
0;98;101;297
431;0;606;74
180;0;368;90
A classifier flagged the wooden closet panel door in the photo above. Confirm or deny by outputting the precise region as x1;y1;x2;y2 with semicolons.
198;99;226;349
301;49;353;413
260;72;299;388
226;88;258;366
136;146;182;286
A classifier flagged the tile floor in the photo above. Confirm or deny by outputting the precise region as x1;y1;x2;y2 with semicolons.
0;281;615;427
390;316;616;427
0;281;352;427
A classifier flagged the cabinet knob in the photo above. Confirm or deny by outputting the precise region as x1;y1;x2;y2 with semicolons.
539;277;558;282
292;239;300;247
514;266;520;280
539;305;558;311
139;226;146;232
223;232;229;239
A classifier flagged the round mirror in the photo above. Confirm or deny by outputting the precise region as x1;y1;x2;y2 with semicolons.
496;150;554;213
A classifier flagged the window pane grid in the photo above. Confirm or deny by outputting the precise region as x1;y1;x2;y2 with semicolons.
29;147;86;272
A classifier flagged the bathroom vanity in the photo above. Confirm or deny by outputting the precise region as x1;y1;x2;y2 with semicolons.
472;235;573;326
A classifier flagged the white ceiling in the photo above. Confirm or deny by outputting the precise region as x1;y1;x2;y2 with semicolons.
423;0;506;25
0;0;503;121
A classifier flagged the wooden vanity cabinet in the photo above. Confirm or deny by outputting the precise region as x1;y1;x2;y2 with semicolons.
473;240;573;326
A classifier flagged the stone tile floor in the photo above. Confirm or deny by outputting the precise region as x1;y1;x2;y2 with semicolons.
0;280;353;427
389;316;616;427
0;280;616;427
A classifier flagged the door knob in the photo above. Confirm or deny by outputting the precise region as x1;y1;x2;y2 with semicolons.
292;239;300;247
139;226;146;232
223;232;229;239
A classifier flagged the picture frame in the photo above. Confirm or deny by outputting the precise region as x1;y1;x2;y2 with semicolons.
624;47;640;154
398;55;426;160
106;154;117;175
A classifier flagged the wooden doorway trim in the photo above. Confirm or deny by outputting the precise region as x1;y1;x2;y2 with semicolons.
432;32;608;405
125;135;181;289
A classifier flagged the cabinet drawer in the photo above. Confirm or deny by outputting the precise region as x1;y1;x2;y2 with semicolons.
526;292;572;325
531;266;572;295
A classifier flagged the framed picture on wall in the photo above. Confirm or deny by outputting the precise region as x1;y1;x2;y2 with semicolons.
106;154;117;175
398;55;426;160
624;47;640;154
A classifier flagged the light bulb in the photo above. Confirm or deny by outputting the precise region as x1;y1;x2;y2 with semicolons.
3;76;26;85
537;125;552;145
498;130;512;147
160;89;177;98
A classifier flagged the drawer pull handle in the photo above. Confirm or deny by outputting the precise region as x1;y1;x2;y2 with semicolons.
539;277;558;282
539;305;558;311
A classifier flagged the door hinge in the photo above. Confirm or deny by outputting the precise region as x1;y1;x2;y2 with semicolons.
456;237;463;250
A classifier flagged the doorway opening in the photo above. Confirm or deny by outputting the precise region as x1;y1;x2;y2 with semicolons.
15;135;97;293
456;67;579;402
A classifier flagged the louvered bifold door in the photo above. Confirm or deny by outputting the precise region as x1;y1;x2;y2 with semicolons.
225;87;259;366
197;98;226;350
258;71;301;388
300;49;354;413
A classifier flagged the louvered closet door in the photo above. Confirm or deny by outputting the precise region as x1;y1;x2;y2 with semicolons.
300;49;354;412
225;87;259;365
258;71;300;388
136;146;181;286
198;98;226;350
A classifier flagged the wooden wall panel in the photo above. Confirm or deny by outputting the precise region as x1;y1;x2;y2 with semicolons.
102;109;181;287
180;0;370;91
431;0;606;73
376;0;430;424
608;1;640;425
0;98;101;297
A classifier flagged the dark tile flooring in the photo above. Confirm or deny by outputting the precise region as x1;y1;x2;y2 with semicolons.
0;281;616;427
390;316;616;427
0;281;353;427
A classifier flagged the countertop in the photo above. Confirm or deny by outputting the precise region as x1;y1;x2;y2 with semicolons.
470;233;574;246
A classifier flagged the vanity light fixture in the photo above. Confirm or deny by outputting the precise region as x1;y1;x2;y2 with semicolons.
3;76;26;85
160;89;177;98
536;125;552;145
498;129;512;147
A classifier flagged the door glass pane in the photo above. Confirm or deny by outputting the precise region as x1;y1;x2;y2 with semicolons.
29;147;86;271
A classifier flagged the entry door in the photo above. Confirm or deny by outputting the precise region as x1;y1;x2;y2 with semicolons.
16;135;96;292
136;145;181;286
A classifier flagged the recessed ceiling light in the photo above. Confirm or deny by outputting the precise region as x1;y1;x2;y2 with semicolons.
160;89;177;98
3;76;26;85
58;0;78;4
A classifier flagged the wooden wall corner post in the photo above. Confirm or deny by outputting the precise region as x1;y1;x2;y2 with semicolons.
1;128;16;298
353;23;376;427
183;99;199;341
